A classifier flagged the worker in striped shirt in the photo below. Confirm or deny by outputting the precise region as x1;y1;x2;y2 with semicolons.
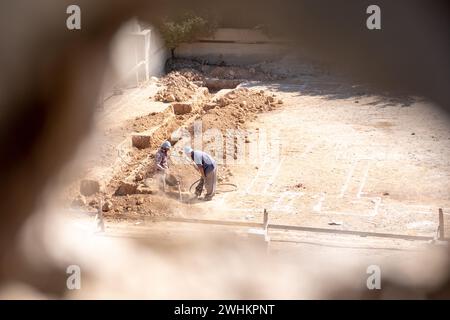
155;141;171;191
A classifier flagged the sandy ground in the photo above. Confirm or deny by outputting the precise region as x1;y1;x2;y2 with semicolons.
193;78;450;240
69;72;450;246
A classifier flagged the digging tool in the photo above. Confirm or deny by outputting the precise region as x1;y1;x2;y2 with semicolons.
178;183;182;202
94;198;105;233
164;172;183;202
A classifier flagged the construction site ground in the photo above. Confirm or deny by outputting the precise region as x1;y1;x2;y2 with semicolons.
64;63;450;263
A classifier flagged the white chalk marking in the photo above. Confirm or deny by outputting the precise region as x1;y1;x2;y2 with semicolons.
339;159;356;198
357;161;370;198
313;192;326;213
271;191;302;213
262;157;285;194
244;159;269;194
262;141;317;195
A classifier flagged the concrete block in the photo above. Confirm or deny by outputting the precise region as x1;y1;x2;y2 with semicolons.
131;134;151;149
203;103;217;111
172;103;193;115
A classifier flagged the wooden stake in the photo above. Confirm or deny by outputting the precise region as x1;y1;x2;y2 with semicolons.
263;209;270;245
263;209;269;231
439;208;444;240
178;183;182;202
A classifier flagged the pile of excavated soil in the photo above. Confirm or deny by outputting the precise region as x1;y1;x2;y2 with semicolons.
175;68;205;82
70;192;194;218
153;71;200;103
106;194;186;217
194;87;283;133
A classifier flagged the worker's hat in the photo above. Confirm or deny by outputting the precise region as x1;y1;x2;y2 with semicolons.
184;146;193;155
161;141;171;149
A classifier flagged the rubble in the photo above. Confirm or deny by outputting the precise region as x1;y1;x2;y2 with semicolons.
154;71;199;103
114;181;137;196
193;87;282;133
136;185;155;194
166;58;284;81
102;200;113;212
204;79;241;91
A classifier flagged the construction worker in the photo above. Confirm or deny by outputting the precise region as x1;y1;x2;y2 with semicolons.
155;141;171;191
184;146;217;201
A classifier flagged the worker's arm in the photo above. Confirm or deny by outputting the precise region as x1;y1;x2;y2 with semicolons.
197;165;206;178
155;152;168;171
156;163;167;171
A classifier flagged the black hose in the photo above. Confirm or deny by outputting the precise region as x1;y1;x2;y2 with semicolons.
189;179;237;194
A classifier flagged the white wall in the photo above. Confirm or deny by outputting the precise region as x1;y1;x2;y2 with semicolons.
109;20;169;88
175;28;290;65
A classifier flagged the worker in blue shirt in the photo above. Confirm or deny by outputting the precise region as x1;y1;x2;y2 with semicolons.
184;146;217;201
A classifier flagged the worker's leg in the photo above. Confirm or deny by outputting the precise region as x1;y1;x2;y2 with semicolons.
204;168;217;199
162;172;166;191
195;177;204;197
157;170;166;192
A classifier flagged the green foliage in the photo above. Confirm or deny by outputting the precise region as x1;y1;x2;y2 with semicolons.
159;13;216;57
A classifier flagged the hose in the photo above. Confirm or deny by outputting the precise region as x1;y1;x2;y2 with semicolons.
189;178;237;194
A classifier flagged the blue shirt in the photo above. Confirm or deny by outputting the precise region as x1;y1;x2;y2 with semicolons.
192;150;216;175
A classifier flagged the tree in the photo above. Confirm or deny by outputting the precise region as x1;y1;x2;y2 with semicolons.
159;13;216;59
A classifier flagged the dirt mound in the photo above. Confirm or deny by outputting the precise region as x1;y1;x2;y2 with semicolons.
71;192;192;218
196;87;283;132
176;68;205;82
154;71;200;103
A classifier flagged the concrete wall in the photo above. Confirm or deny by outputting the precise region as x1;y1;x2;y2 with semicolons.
131;28;169;78
109;20;169;89
175;28;290;65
